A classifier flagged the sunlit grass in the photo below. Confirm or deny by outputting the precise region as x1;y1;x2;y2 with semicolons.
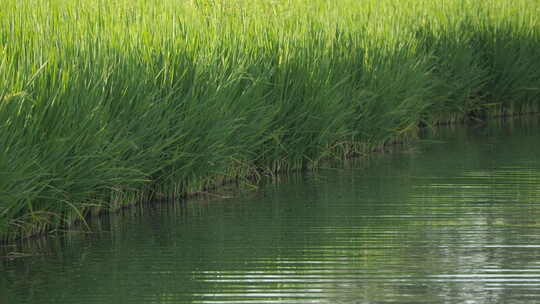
1;0;539;241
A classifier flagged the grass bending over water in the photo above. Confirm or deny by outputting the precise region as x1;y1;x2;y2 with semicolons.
1;0;539;242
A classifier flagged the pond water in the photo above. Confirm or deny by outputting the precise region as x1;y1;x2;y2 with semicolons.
2;119;540;304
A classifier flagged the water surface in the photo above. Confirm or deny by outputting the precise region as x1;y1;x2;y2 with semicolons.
2;119;540;303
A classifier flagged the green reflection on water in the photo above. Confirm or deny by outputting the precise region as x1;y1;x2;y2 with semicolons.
2;118;540;304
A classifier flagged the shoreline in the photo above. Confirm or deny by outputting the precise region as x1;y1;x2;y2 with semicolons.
2;111;539;247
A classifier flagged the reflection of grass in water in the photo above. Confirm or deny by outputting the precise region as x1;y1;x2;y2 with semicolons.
413;166;540;205
1;0;540;241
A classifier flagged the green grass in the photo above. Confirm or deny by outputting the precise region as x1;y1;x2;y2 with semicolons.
1;0;539;242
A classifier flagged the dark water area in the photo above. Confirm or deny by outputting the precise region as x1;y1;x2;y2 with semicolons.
2;118;540;304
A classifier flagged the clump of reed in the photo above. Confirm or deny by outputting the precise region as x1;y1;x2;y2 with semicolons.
1;0;539;242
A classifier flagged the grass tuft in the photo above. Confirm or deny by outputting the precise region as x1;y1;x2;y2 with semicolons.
1;0;539;242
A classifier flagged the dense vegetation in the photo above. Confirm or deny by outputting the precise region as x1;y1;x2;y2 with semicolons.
1;0;539;242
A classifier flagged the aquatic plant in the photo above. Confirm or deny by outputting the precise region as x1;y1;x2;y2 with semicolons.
1;0;539;242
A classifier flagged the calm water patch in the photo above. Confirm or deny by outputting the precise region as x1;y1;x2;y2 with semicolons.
2;119;540;304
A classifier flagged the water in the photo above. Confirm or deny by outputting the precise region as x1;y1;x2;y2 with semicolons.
2;119;540;304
